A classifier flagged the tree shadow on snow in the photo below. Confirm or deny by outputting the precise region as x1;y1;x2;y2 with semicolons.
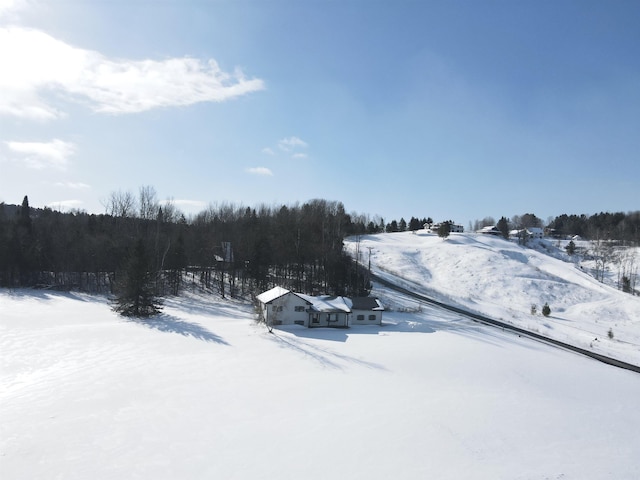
268;330;386;371
3;287;103;303
162;294;251;320
132;313;230;345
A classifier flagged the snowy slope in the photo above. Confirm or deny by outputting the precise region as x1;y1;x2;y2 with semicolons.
345;231;640;365
2;289;640;479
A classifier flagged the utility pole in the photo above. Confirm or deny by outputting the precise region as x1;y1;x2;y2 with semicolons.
366;246;373;294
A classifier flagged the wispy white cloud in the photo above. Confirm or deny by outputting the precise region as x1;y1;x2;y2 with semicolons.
261;147;275;156
278;136;308;152
0;0;26;18
245;167;273;176
291;153;308;160
54;181;91;190
46;199;84;211
6;139;76;169
163;199;207;210
0;27;265;120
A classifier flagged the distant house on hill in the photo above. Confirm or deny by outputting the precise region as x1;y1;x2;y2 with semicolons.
256;287;384;328
477;225;501;235
545;227;562;238
510;227;544;240
430;222;464;233
527;227;544;239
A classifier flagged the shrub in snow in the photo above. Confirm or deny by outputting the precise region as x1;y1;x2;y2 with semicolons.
530;304;537;315
542;303;551;317
437;222;451;239
608;328;614;340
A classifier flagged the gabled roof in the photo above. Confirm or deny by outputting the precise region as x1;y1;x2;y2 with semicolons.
257;287;382;314
257;286;313;305
299;294;351;313
478;225;499;233
256;286;289;304
346;297;384;311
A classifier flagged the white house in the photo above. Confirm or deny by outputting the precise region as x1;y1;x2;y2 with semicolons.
510;227;544;240
432;222;464;233
256;287;312;327
527;227;544;239
299;294;351;328
478;225;501;235
256;287;384;328
346;297;384;325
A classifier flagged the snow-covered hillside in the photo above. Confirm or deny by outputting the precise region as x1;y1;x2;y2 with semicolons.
345;231;640;366
2;288;640;479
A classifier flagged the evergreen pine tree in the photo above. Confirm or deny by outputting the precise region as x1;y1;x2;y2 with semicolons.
18;195;32;232
542;302;551;317
437;221;451;239
497;216;510;239
408;217;422;231
113;238;162;317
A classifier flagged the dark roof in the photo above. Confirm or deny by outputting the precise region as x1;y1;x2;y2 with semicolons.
349;297;383;311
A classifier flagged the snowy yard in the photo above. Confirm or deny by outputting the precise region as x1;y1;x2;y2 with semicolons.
2;288;640;479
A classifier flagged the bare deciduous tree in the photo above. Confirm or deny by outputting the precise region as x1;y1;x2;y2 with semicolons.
138;185;159;221
104;189;136;218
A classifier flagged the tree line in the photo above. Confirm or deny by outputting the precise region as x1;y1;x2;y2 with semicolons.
548;211;640;242
2;191;637;305
470;212;640;243
0;192;380;301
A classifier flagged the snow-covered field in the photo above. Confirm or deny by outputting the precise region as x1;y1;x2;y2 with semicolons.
345;231;640;366
2;285;640;479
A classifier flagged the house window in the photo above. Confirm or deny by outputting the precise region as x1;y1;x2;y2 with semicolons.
368;315;377;321
273;305;283;312
295;306;305;312
311;315;319;324
357;314;365;321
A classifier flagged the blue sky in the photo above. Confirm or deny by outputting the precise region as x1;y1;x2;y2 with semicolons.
1;0;639;227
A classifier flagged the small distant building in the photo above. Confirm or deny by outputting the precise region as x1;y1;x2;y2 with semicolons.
432;222;464;233
527;227;544;239
510;227;544;241
545;228;562;239
256;287;384;328
478;225;501;235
